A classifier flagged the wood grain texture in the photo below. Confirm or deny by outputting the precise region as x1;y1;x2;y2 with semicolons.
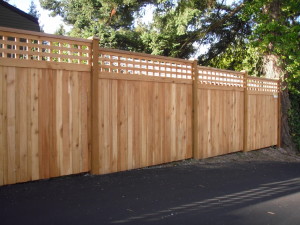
0;66;90;185
196;89;244;159
91;76;193;175
246;94;278;151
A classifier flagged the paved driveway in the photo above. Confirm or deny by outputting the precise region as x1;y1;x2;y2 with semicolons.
1;161;300;225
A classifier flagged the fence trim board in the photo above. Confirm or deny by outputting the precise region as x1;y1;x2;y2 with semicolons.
0;58;91;71
0;26;92;43
99;47;192;64
98;72;193;84
197;84;244;92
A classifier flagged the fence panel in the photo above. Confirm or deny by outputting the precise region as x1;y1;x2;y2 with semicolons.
91;49;193;175
194;66;245;159
246;77;279;150
0;66;90;185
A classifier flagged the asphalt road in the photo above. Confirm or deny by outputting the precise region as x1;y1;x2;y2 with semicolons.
0;161;300;225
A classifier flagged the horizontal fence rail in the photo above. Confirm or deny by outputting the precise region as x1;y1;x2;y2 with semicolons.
0;27;281;186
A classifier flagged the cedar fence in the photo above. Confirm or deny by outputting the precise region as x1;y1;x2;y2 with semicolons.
0;27;281;186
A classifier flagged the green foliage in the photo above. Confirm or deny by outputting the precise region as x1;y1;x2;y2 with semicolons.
205;41;263;76
28;0;40;19
54;24;67;36
39;0;153;50
289;87;300;151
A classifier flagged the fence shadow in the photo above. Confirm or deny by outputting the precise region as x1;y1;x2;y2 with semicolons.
0;161;299;225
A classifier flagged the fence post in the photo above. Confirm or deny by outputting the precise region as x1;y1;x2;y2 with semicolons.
90;37;100;174
243;72;248;152
192;60;200;158
277;80;281;148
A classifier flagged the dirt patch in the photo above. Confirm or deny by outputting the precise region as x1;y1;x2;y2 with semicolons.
149;147;300;169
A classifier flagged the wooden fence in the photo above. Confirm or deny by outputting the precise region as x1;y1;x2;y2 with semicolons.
0;27;280;186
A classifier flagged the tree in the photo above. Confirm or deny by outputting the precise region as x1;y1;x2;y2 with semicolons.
54;24;67;35
28;0;44;31
39;0;155;50
28;0;40;19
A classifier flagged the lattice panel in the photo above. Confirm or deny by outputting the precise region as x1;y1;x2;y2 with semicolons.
0;31;92;64
197;66;244;87
99;49;193;79
247;77;279;93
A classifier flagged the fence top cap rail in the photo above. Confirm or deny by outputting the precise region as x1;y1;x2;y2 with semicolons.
197;65;245;76
0;26;92;44
99;47;193;64
247;75;280;82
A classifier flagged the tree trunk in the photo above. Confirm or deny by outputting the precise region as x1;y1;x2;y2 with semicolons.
261;0;295;151
281;85;295;150
262;53;294;150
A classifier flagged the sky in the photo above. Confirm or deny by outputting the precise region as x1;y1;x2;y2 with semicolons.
7;0;70;34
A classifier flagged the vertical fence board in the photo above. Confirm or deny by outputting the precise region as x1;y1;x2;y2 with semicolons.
164;83;172;163
50;70;59;178
56;70;63;177
111;80;118;172
7;68;16;184
127;81;134;170
30;69;39;180
133;81;141;169
38;69;50;179
0;66;4;186
118;80;128;171
81;72;89;171
18;68;28;182
61;71;71;175
2;67;8;185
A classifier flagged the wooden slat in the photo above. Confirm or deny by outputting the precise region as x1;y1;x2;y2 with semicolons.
140;81;148;167
192;60;200;158
2;67;8;185
17;68;28;182
80;72;89;171
127;81;134;170
90;37;100;174
277;80;281;147
133;81;141;169
56;70;63;177
7;67;16;184
71;71;80;174
0;66;4;185
147;82;154;166
61;70;71;175
111;80;118;172
243;72;248;151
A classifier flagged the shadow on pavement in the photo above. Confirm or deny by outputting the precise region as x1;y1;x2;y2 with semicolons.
0;161;300;225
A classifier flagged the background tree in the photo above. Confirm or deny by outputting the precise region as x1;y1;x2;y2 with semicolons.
40;0;156;50
28;0;44;31
28;0;40;18
54;24;67;35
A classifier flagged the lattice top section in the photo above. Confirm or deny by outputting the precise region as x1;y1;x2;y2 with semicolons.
0;28;92;65
99;48;193;79
197;66;245;87
247;77;279;93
